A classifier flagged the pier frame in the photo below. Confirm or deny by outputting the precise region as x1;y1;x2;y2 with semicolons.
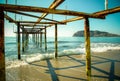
44;27;47;51
0;0;120;80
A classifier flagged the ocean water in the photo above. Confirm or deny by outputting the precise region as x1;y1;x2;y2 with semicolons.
5;37;120;68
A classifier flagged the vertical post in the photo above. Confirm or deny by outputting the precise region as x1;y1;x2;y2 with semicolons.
0;9;6;81
26;34;29;46
55;24;58;58
22;26;24;52
105;0;108;10
34;34;36;43
33;34;35;43
38;33;39;45
25;34;27;47
40;33;42;48
36;34;37;44
37;33;39;45
17;22;21;60
84;17;91;81
44;27;47;51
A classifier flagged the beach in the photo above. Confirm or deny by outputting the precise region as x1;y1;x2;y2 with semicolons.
6;50;120;81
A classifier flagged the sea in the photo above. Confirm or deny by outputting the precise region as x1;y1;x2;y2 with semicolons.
5;37;120;68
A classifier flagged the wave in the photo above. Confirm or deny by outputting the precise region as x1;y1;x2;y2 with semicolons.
5;42;120;69
47;41;81;44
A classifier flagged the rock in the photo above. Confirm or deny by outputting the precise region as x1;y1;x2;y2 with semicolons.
73;30;120;37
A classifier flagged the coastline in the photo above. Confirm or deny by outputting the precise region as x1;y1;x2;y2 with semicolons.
6;50;120;81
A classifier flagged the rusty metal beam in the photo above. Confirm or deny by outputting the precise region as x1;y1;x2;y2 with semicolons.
0;4;104;18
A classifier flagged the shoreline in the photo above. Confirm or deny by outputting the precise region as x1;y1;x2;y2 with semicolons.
6;50;120;81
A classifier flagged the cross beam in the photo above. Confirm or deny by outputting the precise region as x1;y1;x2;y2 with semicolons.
10;21;66;24
0;4;104;18
7;10;63;23
34;0;65;25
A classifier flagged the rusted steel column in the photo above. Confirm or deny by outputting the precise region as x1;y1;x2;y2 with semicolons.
44;27;47;51
55;24;58;58
0;9;6;81
40;33;42;48
22;26;24;52
17;22;21;60
84;17;91;81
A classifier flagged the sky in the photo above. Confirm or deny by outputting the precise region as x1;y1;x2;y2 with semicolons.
0;0;120;37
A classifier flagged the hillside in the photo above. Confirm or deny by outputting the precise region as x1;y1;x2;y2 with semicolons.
73;30;120;37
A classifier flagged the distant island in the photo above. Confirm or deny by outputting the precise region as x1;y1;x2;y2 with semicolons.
73;30;120;37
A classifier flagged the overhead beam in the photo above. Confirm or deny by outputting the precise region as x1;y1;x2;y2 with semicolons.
20;24;47;27
10;21;66;24
4;14;15;22
7;10;63;23
61;6;120;23
94;6;120;16
0;4;105;18
23;28;45;30
14;32;45;34
34;0;65;25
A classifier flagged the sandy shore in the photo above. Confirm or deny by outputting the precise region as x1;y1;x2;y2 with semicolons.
6;50;120;81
